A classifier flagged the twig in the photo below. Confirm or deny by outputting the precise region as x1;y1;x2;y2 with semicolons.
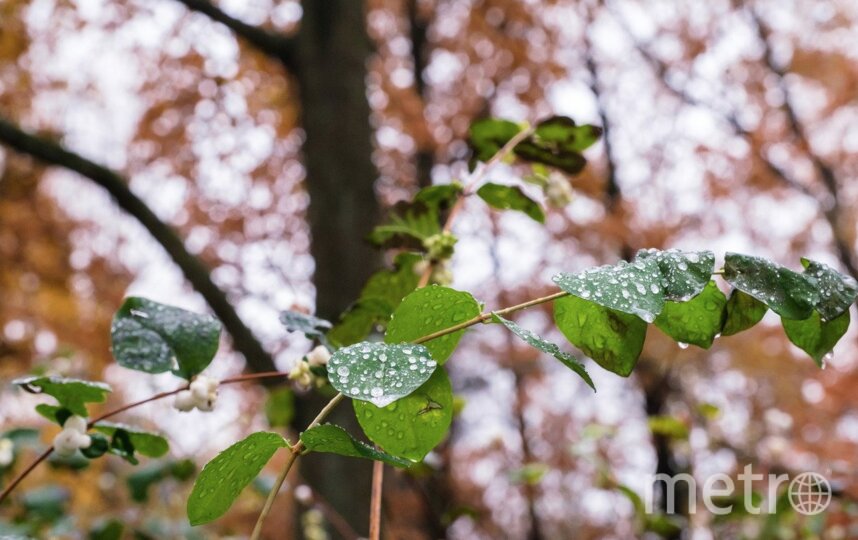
369;460;384;540
0;448;53;504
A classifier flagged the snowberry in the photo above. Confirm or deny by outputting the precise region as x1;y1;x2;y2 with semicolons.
306;345;331;367
0;439;13;467
173;375;220;412
52;415;91;457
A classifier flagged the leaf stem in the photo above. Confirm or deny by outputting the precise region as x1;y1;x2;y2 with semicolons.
369;460;384;540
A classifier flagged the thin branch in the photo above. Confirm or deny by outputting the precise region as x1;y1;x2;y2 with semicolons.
172;0;297;70
0;117;277;373
0;448;53;504
369;460;384;540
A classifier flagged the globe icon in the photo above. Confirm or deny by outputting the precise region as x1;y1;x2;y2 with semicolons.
788;472;831;515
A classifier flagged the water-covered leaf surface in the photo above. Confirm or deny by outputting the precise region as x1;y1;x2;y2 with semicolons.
328;342;437;407
300;424;412;467
187;432;288;525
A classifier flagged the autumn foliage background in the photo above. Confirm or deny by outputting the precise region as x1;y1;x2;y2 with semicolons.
1;0;858;538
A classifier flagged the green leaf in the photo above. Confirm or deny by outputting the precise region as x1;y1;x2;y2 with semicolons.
329;252;422;347
80;433;109;459
491;313;594;390
723;253;819;320
92;422;169;458
88;519;123;540
13;376;111;417
21;485;69;522
414;182;463;209
636;249;715;301
127;459;196;502
385;285;480;364
648;415;690;440
513;141;587;175
476;183;545;223
111;297;221;379
328;342;437;407
279;311;332;342
34;404;73;426
532;116;602;152
554;295;646;377
187;432;288;526
353;368;453;461
801;258;858;321
553;258;664;323
367;200;441;248
721;289;768;336
300;424;412;468
469;118;523;165
782;310;850;366
265;387;295;428
508;463;549;485
653;281;727;349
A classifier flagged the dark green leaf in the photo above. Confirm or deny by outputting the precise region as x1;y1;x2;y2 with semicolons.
108;429;139;465
723;253;819;320
491;313;594;390
553;258;664;323
721;289;768;336
21;486;68;522
93;422;169;458
353;368;454;461
328;252;422;347
385;285;480;364
13;376;111;417
111;297;221;379
414;182;463;209
187;432;288;525
300;424;412;468
265;387;295;428
513;141;587;175
653;281;727;349
554;295;646;377
636;249;715;301
279;311;332;344
328;342;437;407
801;258;858;321
80;433;109;459
532;116;602;152
89;519;123;540
782;310;850;366
476;183;545;223
34;404;73;426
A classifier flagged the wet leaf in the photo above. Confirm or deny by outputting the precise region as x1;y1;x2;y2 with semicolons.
476;183;545;223
636;249;715;301
187;432;288;525
92;422;169;458
721;290;768;336
300;424;412;468
800;258;858;321
553;257;664;323
327;342;437;407
723;253;819;320
353;368;454;461
111;297;221;379
13;376;111;417
385;285;480;364
491;313;594;390
554;295;646;377
279;311;332;343
654;281;727;349
782;310;850;366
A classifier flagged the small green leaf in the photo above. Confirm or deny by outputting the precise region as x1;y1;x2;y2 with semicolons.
476;183;545;223
265;387;295;428
491;313;594;390
367;200;441;248
328;342;437;407
469;118;523;165
721;289;768;336
80;433;109;459
782;310;850;366
648;415;690;440
414;182;463;209
554;295;646;377
636;249;715;301
279;311;332;342
111;297;221;379
92;422;169;458
801;258;858;321
13;376;111;417
653;281;727;349
354;368;454;461
532;116;602;152
553;258;664;323
300;424;412;468
508;463;549;485
34;404;73;426
723;253;819;320
385;285;481;364
187;432;288;526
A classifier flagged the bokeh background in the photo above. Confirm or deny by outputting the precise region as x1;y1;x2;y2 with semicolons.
1;0;857;538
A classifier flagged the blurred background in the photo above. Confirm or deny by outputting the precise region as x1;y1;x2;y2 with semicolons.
1;0;857;538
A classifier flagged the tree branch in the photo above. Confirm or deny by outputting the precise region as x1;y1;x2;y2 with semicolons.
172;0;297;70
0;117;277;373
